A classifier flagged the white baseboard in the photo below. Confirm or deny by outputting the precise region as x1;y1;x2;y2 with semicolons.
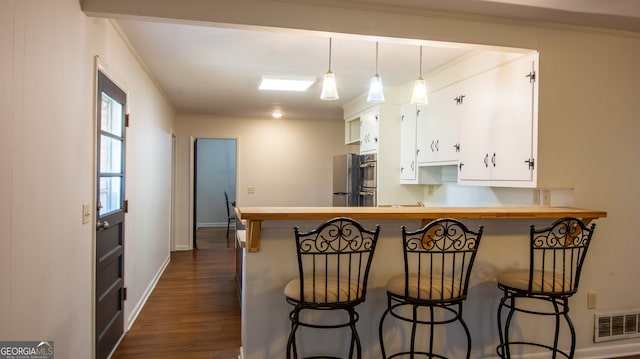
173;244;192;251
197;222;234;228
124;254;171;331
491;342;640;358
576;342;640;358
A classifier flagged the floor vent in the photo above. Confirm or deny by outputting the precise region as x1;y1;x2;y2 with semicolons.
595;311;640;342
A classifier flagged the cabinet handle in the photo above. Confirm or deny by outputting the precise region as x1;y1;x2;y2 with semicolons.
491;153;496;167
435;140;439;152
400;167;404;173
411;161;415;171
453;144;460;152
483;154;489;168
459;163;464;171
431;140;435;152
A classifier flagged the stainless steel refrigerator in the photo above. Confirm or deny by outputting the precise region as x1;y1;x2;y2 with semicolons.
332;153;360;206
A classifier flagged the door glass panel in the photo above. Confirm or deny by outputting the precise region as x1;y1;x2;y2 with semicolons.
99;177;122;216
100;135;123;173
101;92;123;137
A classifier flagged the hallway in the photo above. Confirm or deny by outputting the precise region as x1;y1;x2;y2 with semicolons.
111;228;241;358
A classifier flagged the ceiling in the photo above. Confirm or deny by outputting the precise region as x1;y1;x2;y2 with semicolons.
110;0;640;120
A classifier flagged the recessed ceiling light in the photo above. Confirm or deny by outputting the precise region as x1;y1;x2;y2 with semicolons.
272;111;283;119
258;75;316;92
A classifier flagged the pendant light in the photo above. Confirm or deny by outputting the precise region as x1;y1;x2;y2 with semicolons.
411;45;428;105
367;42;385;103
320;38;339;100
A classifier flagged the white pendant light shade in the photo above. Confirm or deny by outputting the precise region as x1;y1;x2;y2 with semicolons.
411;45;429;105
321;70;339;100
320;38;339;100
411;78;428;104
367;42;385;103
367;75;385;102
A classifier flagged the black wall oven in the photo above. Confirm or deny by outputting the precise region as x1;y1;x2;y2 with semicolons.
358;154;377;207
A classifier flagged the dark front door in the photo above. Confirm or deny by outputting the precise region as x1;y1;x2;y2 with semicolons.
95;71;126;359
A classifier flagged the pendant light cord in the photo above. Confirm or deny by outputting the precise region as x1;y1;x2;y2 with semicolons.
375;42;379;76
328;38;333;71
419;45;423;78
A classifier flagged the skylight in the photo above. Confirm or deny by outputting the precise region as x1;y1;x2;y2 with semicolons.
258;75;316;92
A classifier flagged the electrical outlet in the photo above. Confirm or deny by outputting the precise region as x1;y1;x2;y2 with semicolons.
542;190;551;206
587;292;597;309
533;189;540;205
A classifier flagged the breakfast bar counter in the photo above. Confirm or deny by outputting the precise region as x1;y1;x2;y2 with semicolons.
237;206;607;251
235;206;606;359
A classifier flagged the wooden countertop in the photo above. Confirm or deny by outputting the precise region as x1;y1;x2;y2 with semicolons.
237;206;607;252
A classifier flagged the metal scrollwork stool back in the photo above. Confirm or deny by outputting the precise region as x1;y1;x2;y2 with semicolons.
284;217;381;359
496;217;596;358
379;218;484;359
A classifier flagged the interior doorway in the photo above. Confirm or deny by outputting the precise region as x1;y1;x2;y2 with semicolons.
193;138;237;249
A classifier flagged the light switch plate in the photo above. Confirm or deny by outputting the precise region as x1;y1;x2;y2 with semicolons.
247;186;256;194
82;203;91;224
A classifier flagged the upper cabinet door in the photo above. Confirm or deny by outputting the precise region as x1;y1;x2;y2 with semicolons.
360;109;379;154
419;85;460;165
400;103;417;181
458;52;538;186
489;53;536;182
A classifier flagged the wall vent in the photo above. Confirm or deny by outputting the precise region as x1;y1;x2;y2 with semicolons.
595;311;640;342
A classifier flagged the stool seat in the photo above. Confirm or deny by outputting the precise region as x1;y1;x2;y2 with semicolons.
285;275;363;304
386;274;461;301
497;269;571;294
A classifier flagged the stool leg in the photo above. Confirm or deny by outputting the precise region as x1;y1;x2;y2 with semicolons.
346;307;361;359
503;295;517;359
410;304;419;359
496;295;506;358
551;299;561;359
562;298;576;358
458;303;472;359
379;302;391;359
427;305;435;359
287;308;300;359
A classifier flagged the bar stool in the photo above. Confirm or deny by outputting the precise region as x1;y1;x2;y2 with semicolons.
284;217;381;359
496;217;596;358
379;218;484;359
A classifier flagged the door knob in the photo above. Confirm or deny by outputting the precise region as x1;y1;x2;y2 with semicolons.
96;220;110;230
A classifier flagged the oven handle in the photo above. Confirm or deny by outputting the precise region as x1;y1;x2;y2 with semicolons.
359;191;375;196
359;162;376;168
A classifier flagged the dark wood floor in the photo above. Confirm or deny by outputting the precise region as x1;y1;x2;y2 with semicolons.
111;227;240;358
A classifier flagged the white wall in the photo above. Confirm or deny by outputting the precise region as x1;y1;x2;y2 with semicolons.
174;114;348;250
0;1;175;358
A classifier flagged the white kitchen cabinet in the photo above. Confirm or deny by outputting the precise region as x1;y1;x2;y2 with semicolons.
417;85;460;166
400;103;417;181
344;116;361;144
458;52;538;187
359;109;379;154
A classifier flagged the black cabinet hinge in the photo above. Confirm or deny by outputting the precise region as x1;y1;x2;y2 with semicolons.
123;287;128;301
526;71;536;83
123;200;129;213
525;158;535;170
125;113;130;127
